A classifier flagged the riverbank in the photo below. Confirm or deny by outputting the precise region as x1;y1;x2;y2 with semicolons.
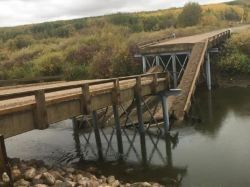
214;73;250;88
1;158;163;187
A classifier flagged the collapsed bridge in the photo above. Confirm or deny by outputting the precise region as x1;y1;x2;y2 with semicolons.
138;29;231;120
0;29;231;181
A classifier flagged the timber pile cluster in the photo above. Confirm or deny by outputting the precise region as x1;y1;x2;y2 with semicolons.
0;159;164;187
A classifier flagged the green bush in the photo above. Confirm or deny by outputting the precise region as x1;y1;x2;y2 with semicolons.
218;31;250;74
33;52;63;76
7;35;34;50
218;49;250;74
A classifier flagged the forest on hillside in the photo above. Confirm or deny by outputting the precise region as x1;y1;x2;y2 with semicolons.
0;0;249;80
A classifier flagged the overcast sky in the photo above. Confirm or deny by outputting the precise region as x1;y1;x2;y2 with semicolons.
0;0;232;27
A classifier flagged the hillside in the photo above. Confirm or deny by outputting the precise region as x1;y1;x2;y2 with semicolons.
0;1;249;81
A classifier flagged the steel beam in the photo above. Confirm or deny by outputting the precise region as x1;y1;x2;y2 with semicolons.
135;95;147;164
72;118;82;158
172;54;178;88
112;104;124;157
142;56;147;73
92;111;103;160
135;77;147;164
161;95;170;134
156;56;160;66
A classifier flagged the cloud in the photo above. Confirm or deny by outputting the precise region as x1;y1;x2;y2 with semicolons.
0;0;232;27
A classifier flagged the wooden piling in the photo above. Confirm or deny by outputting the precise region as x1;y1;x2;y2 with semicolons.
81;84;91;115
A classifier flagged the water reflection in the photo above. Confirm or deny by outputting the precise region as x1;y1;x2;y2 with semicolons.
72;124;187;185
190;87;250;137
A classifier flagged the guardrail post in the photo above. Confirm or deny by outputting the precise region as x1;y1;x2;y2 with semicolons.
0;135;13;186
35;90;48;130
81;84;91;115
112;79;124;158
150;73;158;94
135;76;147;164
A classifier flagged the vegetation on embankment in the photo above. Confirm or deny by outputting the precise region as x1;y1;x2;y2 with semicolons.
217;29;250;75
0;0;249;81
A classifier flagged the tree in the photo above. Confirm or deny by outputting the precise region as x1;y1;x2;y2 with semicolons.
224;8;241;21
178;2;202;27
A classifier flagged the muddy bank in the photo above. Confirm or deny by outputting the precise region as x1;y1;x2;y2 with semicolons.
214;73;250;88
0;158;164;187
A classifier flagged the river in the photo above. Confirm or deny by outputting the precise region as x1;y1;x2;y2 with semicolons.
5;87;250;186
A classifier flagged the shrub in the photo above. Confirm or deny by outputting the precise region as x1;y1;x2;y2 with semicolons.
7;35;34;50
218;30;250;74
201;14;220;26
224;8;241;21
218;49;250;74
33;52;63;76
143;16;160;31
108;13;144;32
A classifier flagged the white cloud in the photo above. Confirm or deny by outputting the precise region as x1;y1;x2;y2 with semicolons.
0;0;232;27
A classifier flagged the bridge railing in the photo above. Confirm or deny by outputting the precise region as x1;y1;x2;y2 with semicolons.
0;71;170;138
0;72;168;101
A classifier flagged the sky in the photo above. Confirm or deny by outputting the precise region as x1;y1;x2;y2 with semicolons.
0;0;232;27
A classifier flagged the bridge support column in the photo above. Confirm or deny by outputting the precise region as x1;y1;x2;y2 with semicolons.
135;77;147;164
92;111;103;160
171;54;178;88
142;56;147;73
156;56;160;66
72;118;82;158
112;79;124;158
161;95;170;134
112;104;123;158
206;53;212;90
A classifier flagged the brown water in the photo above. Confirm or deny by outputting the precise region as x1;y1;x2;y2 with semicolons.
5;87;250;186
